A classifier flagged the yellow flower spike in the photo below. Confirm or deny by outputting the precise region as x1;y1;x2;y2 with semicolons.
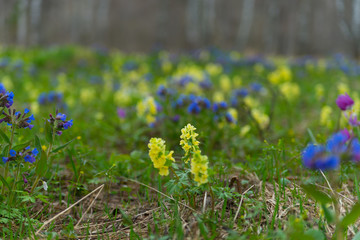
315;84;324;100
240;125;251;137
180;123;201;161
279;82;300;101
148;138;175;176
251;109;269;130
41;145;47;151
320;106;333;128
191;152;209;185
337;82;349;95
220;75;231;92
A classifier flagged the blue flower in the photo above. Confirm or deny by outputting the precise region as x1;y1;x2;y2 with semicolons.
302;144;339;170
326;132;348;154
32;148;39;156
350;139;360;162
250;83;263;92
63;119;73;129
9;149;16;157
56;113;67;121
24;155;36;163
2;157;8;164
188;102;201;114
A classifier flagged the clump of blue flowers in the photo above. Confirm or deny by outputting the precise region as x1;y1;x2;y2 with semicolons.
0;83;14;108
38;91;63;105
3;147;39;164
48;112;73;135
302;129;360;170
0;108;35;129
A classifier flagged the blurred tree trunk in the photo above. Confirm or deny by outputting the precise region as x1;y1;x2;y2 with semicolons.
264;0;280;54
352;0;360;57
186;0;201;47
156;0;169;47
335;0;360;57
236;0;255;51
95;0;110;43
30;0;42;45
202;0;216;46
17;0;28;46
297;0;311;54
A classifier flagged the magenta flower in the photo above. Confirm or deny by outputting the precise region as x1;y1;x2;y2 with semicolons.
117;108;126;119
336;93;354;111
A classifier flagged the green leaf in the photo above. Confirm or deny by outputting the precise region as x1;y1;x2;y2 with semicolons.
1;144;9;158
304;229;325;240
0;128;10;144
341;203;360;228
321;204;335;223
0;175;10;190
12;141;32;152
353;230;360;240
35;150;48;177
51;139;75;153
45;121;53;144
301;184;332;204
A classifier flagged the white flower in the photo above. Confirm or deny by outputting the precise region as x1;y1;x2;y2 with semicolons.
42;181;48;191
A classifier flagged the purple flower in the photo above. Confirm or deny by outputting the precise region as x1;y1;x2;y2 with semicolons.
336;93;354;111
117;108;126;119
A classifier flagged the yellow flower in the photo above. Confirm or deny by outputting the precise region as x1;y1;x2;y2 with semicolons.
80;88;95;103
268;66;292;85
191;152;208;185
279;82;300;101
206;63;222;76
148;138;175;176
77;136;82;140
227;108;238;125
251;109;269;130
220;75;231;92
42;145;47;151
213;91;225;102
244;96;259;109
315;84;324;100
240;125;251;137
137;97;157;124
180;124;200;161
320;105;333;128
337;82;349;95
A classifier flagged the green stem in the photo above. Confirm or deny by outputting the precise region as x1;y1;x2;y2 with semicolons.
30;128;55;194
8;163;21;205
170;167;193;207
2;123;15;195
208;181;215;214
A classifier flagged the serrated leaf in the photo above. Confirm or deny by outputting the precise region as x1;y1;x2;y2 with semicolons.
301;184;332;204
51;139;75;153
35;150;48;177
0;128;10;144
341;203;360;228
12;141;32;152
